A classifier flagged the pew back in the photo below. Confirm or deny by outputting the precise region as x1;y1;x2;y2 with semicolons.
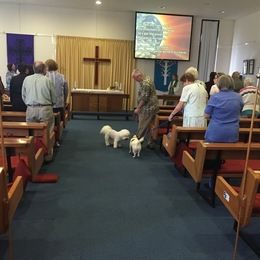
2;110;62;144
183;141;260;183
2;122;54;161
163;126;260;158
152;115;183;140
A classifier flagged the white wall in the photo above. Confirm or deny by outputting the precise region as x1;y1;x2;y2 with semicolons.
229;10;260;82
0;2;235;86
0;3;134;81
215;19;235;74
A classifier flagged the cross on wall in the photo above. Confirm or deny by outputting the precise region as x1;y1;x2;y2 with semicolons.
83;46;111;86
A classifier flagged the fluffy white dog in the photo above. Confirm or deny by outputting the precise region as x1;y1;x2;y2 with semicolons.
129;135;144;158
100;125;130;148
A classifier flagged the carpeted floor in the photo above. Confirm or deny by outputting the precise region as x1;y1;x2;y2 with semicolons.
0;116;259;260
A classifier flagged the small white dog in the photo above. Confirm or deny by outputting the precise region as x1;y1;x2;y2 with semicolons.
129;135;144;158
100;125;130;148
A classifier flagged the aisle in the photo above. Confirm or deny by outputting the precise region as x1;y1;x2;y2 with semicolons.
1;118;258;260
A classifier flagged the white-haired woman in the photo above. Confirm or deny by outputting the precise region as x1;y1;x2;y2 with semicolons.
168;72;208;127
239;78;260;117
185;66;206;89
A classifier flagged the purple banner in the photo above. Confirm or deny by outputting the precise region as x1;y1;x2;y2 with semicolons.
7;33;34;65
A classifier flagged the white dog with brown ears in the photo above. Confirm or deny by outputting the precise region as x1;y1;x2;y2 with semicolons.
129;135;144;158
100;125;130;148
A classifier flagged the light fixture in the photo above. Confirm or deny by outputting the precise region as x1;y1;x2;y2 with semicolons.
218;10;225;14
96;0;102;5
160;6;166;9
245;42;249;46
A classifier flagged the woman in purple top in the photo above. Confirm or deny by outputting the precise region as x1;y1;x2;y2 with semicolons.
204;75;243;142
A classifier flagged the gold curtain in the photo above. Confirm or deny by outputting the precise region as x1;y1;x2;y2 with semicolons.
56;36;136;109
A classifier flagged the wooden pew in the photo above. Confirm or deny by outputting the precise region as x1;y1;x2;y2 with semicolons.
0;167;23;234
3;136;44;181
151;115;183;141
54;112;63;143
1;111;25;122
162;126;206;157
158;105;175;110
215;168;260;256
3;99;12;111
157;94;180;105
182;141;260;206
163;126;260;158
157;109;174;116
1;111;63;145
64;103;71;127
2;122;55;161
154;115;260;142
239;118;260;128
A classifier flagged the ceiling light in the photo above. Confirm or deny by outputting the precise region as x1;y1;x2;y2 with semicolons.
161;6;166;9
245;42;249;46
96;0;102;5
218;10;225;14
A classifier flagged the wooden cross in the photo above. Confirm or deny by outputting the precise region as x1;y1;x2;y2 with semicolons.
83;46;111;86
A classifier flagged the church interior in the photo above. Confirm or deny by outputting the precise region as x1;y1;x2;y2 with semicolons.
0;0;260;259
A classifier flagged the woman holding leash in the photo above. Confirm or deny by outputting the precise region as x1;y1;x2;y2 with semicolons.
168;72;208;127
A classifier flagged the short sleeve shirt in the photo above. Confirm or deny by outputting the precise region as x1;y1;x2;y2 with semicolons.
205;90;243;142
180;82;208;118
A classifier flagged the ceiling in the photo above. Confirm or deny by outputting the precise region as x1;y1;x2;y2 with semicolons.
1;0;260;20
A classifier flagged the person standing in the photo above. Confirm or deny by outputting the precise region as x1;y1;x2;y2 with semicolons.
168;72;208;127
9;64;27;112
0;76;4;96
204;75;243;189
209;72;225;96
205;72;217;95
239;78;260;118
168;74;179;95
132;69;159;149
22;61;56;133
0;76;5;110
205;75;243;142
232;71;243;93
167;74;180;105
45;59;68;123
6;63;16;91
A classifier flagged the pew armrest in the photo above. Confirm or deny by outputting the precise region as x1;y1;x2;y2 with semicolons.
33;148;45;180
162;134;174;157
215;176;240;222
8;176;23;222
182;151;199;183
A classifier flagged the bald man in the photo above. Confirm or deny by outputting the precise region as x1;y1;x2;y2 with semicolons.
22;61;56;133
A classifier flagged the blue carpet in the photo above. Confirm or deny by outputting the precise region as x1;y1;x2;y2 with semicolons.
1;117;259;260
